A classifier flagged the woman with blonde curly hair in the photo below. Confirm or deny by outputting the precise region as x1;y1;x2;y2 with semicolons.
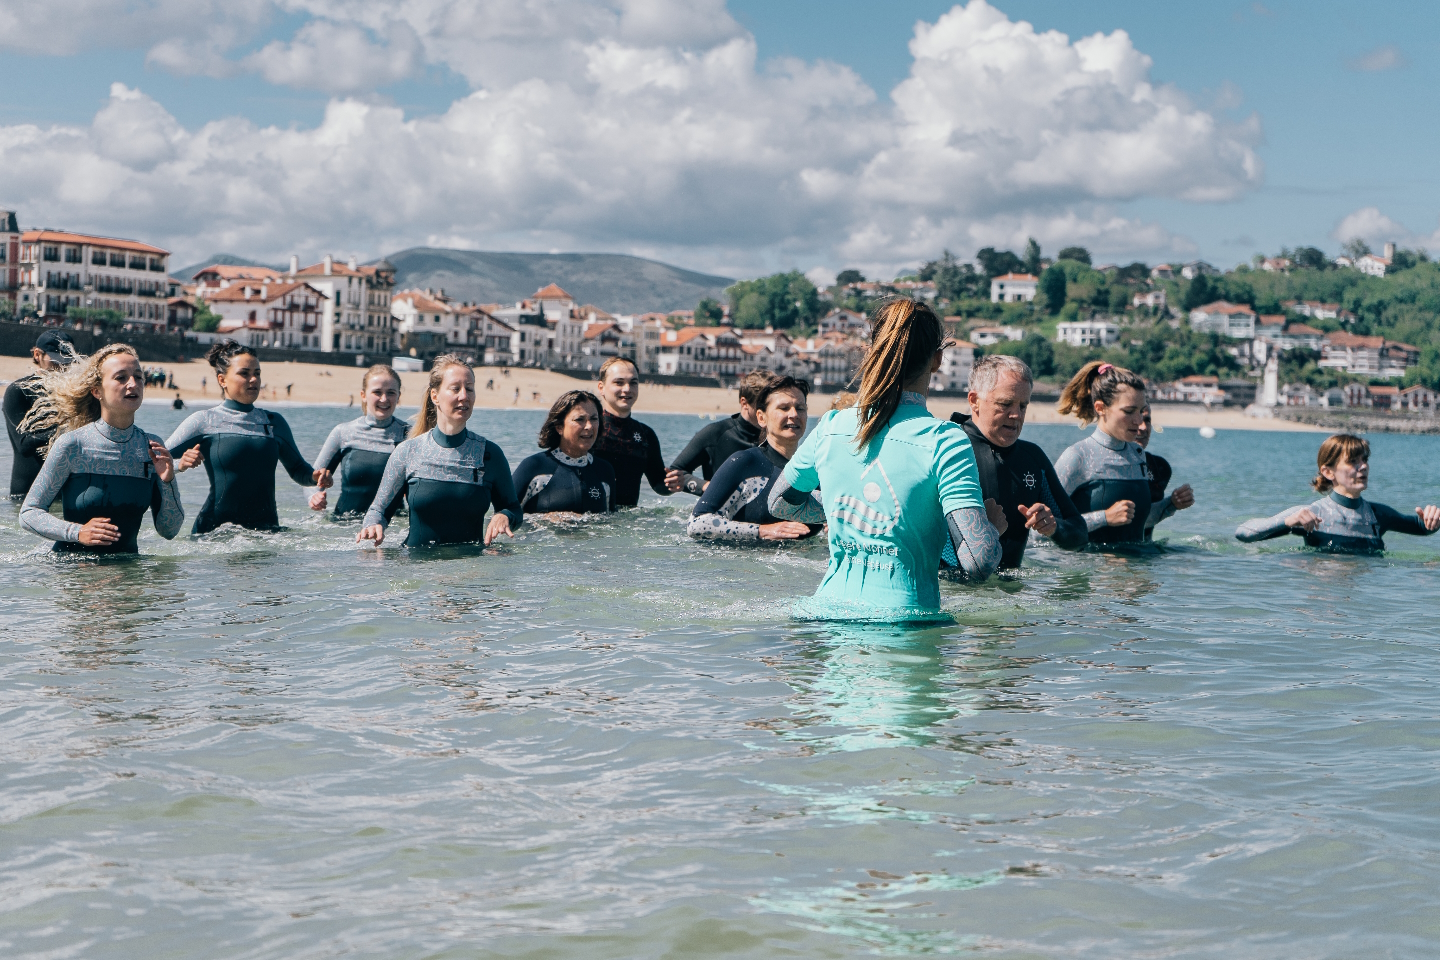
18;343;184;553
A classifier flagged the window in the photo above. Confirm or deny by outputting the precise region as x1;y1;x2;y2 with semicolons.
65;247;82;263
129;255;145;269
91;250;105;265
110;252;124;266
149;257;165;272
43;246;59;262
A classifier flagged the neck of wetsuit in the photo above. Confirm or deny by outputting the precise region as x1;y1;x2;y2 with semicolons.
1092;426;1129;450
1329;491;1363;510
223;398;254;413
736;413;761;440
94;419;136;442
431;427;467;448
366;413;393;427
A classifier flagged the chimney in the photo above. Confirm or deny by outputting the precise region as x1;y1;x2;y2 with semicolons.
323;254;333;276
244;286;252;301
348;256;357;272
260;283;267;299
1384;242;1396;260
289;255;298;276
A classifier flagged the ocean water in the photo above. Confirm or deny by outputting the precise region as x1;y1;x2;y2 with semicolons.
2;405;1438;959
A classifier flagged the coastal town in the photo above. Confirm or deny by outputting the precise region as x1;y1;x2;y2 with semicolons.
1;209;1436;417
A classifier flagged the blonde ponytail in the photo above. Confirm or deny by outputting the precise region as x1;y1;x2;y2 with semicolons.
410;354;471;438
853;298;944;450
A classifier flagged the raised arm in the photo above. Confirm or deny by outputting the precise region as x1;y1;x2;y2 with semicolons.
165;411;207;458
269;413;316;487
1373;502;1439;537
1146;494;1176;530
18;434;80;542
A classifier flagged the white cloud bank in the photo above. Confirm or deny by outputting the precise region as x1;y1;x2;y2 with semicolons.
1332;206;1440;252
0;1;1262;276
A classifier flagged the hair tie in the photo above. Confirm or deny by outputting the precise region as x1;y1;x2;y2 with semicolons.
1097;363;1113;375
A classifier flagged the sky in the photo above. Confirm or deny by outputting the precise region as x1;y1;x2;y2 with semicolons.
0;0;1434;284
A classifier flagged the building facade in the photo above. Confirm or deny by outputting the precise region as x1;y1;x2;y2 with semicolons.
206;282;329;350
1056;319;1119;348
989;273;1038;303
0;211;19;308
17;229;171;326
295;255;397;354
1189;301;1257;339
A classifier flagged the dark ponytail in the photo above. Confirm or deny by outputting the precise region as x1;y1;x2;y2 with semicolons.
854;298;944;450
1057;360;1146;425
206;338;255;375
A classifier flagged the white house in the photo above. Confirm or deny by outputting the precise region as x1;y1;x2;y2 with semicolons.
1189;300;1257;339
1355;253;1390;278
930;340;976;394
968;324;1025;346
818;309;869;338
1181;261;1218;279
1254;320;1325;352
1319;332;1418;378
18;229;172;326
1133;289;1167;309
1056;319;1119;348
205;281;328;350
295;255;397;354
989;273;1038;303
391;289;477;353
1150;264;1175;280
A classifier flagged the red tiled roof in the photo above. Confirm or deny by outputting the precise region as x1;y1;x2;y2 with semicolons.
1194;300;1255;315
393;289;451;313
195;264;283;282
534;283;572;300
22;230;168;256
203;281;322;304
992;273;1038;283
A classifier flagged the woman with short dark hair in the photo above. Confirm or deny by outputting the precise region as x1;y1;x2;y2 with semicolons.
511;390;616;516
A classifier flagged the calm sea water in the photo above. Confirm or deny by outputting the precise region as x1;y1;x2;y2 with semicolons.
2;404;1438;959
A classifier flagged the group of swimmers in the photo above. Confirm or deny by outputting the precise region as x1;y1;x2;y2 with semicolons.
6;300;1438;618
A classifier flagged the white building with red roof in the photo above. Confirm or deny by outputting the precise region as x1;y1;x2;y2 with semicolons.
1355;253;1390;278
204;281;328;350
657;326;743;378
193;264;284;296
1320;332;1418;378
1189;300;1257;339
931;339;976;394
392;288;477;356
17;228;171;326
294;255;397;355
989;273;1038;303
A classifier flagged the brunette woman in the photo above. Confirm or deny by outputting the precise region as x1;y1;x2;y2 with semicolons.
1053;361;1154;545
511;390;616;516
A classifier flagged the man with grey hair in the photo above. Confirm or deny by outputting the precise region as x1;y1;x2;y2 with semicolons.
948;354;1087;569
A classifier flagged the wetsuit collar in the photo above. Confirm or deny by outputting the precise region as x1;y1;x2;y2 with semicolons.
1329;491;1363;510
1092;427;1130;451
551;448;592;467
365;413;394;427
899;390;927;407
431;426;468;448
758;442;791;469
223;398;255;412
93;419;136;443
734;413;761;442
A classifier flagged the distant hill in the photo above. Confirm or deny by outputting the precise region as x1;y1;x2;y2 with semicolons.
173;253;283;280
383;248;733;314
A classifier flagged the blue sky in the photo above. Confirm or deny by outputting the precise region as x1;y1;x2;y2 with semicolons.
0;0;1432;277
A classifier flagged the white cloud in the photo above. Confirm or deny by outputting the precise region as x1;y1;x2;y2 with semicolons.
0;1;1262;278
1346;45;1407;72
1332;207;1440;251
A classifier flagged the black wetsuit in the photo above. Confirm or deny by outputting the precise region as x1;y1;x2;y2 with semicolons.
592;410;668;507
512;449;616;514
165;399;315;534
669;414;762;494
4;373;55;499
949;413;1087;568
1143;452;1173;541
362;428;523;547
312;414;411;519
687;444;823;541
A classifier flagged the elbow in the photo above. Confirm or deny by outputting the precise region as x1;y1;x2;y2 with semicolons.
685;516;710;540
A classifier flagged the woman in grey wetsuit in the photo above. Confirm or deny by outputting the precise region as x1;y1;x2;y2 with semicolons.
358;355;522;548
166;340;321;533
1236;433;1439;552
309;364;410;519
19;343;183;553
1053;362;1155;545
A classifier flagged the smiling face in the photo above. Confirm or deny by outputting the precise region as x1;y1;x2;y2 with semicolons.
218;352;262;404
91;353;145;418
364;373;400;421
756;386;808;448
1094;385;1146;443
968;371;1031;448
558;399;601;457
597;361;638;416
430;364;475;429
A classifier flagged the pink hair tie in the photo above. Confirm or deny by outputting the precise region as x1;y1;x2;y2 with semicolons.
1097;363;1113;375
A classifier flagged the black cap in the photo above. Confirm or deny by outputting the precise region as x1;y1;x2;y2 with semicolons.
36;330;76;366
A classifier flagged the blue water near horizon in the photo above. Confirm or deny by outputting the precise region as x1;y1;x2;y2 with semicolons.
1;407;1438;958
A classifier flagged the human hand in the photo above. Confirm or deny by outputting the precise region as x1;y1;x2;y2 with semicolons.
759;521;812;541
1171;483;1195;510
664;468;685;492
1105;500;1136;526
77;517;120;546
1019;502;1057;538
484;512;514;546
1285;507;1320;532
1417;505;1440;531
984;497;1009;536
309;490;328;511
176;447;203;472
357;524;385;545
312;468;333;490
149;441;175;483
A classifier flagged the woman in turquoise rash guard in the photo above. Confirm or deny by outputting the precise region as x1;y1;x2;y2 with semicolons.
357;355;522;548
309;364;410;520
767;298;1002;619
166;340;321;534
19;343;183;553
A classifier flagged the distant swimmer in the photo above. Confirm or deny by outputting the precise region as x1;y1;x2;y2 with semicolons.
18;344;183;553
5;330;76;499
1136;403;1194;540
1053;362;1155;545
358;355;522;547
309;364;410;519
1236;433;1439;552
511;390;615;516
947;355;1087;569
172;392;184;410
166;340;321;534
589;357;671;507
767;299;1001;617
666;370;774;495
688;375;822;542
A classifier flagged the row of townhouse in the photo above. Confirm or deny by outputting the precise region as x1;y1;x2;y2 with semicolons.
1188;300;1419;378
1280;382;1438;412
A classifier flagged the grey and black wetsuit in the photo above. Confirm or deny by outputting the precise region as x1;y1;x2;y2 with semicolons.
313;414;412;519
949;412;1086;567
19;420;183;553
1142;452;1177;540
511;449;615;514
669;414;762;495
1054;427;1153;545
687;444;823;542
1235;492;1434;552
592;411;669;507
4;373;55;499
165;399;314;534
362;428;523;547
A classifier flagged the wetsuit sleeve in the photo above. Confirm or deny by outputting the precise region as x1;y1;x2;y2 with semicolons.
669;422;716;473
362;447;410;530
486;442;524;528
270;414;315;487
643;425;670;497
768;418;826;522
1053;443;1109;531
1146;495;1176;531
165;411;207;456
150;460;185;540
944;505;1002;580
18;433;81;542
510;453;543;512
1373;502;1434;537
687;453;759;541
1235;506;1306;542
313;424;345;474
5;381;53;458
1040;457;1088;551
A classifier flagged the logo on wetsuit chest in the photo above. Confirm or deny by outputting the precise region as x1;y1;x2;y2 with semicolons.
632;432;642;443
588;486;601;500
1021;470;1036;489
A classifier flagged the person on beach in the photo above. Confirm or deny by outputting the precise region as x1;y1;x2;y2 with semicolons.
947;355;1087;569
766;298;1001;617
688;375;822;543
358;356;522;548
1135;404;1194;540
590;357;672;507
309;364;411;520
666;369;775;495
166;340;320;534
511;390;616;516
1053;362;1155;545
1235;433;1439;552
5;330;76;499
18;344;183;554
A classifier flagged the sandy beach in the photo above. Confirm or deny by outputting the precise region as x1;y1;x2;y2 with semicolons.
0;355;1324;432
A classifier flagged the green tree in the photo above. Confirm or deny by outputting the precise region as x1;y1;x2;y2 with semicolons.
1057;246;1092;265
694;298;723;325
1023;238;1043;276
975;247;1024;279
920;250;979;301
1181;274;1212;311
0;298;12;321
1040;265;1067;314
1293;246;1329;271
1343;238;1372;262
725;271;822;329
68;307;126;329
192;299;222;333
990;332;1055;378
834;269;865;286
